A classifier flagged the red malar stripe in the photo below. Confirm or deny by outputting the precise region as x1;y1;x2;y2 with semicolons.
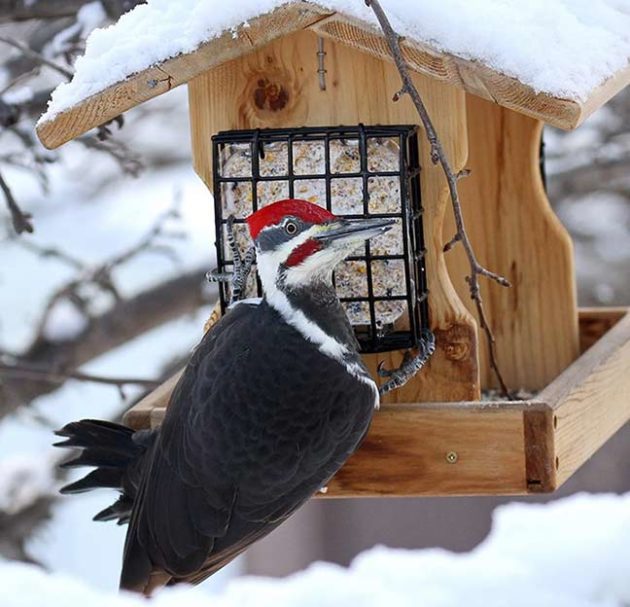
285;239;322;267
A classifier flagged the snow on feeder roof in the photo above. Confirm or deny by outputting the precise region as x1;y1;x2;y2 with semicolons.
37;0;630;149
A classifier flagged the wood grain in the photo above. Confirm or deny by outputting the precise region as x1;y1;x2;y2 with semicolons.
578;307;627;353
36;2;630;148
311;12;630;131
540;309;630;486
448;95;579;391
122;308;629;496
189;29;479;402
147;401;540;497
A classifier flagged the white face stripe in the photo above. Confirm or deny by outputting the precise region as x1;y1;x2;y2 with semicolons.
255;222;380;409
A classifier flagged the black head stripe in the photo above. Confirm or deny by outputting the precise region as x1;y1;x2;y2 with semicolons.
255;216;309;252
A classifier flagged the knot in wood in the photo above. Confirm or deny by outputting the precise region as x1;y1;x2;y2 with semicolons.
253;78;289;112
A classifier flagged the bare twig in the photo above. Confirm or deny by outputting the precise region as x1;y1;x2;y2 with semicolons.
17;240;84;271
0;268;211;418
30;202;184;340
0;0;97;23
0;170;34;234
0;361;160;390
365;0;511;396
0;36;73;80
77;133;143;176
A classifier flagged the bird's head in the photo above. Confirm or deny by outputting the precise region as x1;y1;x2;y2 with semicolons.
246;199;394;295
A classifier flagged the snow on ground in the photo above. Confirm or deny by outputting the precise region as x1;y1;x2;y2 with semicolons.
0;454;57;515
1;492;629;607
40;0;630;124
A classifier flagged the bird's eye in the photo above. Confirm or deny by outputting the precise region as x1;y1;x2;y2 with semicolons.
284;221;298;235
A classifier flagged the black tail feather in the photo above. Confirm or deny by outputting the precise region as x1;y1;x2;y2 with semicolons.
54;419;154;525
93;496;133;524
60;468;125;494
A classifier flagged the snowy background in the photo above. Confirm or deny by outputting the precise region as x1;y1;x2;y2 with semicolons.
1;1;630;606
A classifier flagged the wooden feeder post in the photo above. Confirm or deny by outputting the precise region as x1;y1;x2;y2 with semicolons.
36;2;630;498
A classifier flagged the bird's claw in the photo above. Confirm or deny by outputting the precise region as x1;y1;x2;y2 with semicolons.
207;215;256;306
378;329;437;396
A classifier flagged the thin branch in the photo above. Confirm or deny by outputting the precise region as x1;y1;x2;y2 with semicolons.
16;240;84;271
0;0;96;23
0;361;160;390
365;0;511;396
0;170;34;234
0;268;211;418
0;36;73;80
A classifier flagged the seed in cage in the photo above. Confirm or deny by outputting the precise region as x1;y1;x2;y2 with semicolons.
334;261;368;298
375;300;407;327
330;139;360;174
367;138;400;173
220;181;253;219
331;177;364;215
368;176;401;214
293;141;325;175
219;143;252;178
222;222;252;262
370;219;404;255
258;142;288;177
371;259;406;297
294;179;327;207
341;301;370;326
257;180;290;207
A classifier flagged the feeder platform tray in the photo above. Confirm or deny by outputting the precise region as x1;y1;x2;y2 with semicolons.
124;306;630;498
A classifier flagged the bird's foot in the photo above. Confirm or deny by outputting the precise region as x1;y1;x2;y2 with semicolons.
206;215;256;306
377;329;436;396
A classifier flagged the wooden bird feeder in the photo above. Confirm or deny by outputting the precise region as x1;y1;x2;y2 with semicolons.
37;2;630;497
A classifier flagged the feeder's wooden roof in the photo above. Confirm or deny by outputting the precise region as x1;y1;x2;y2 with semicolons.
36;2;630;149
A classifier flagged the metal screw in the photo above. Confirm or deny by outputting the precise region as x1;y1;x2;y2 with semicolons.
446;451;458;464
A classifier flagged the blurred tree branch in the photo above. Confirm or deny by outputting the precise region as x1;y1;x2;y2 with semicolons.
0;361;160;391
0;1;145;235
0;0;145;23
0;268;212;418
548;156;630;200
0;169;33;233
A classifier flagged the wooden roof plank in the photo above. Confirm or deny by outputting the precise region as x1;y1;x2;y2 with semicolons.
36;3;630;146
310;13;629;131
36;2;333;149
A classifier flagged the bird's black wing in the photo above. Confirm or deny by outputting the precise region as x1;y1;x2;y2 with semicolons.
121;301;374;592
120;303;255;591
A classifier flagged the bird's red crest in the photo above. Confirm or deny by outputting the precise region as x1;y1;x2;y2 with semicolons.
246;199;335;240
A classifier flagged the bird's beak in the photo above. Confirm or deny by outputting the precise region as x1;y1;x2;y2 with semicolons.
314;217;395;245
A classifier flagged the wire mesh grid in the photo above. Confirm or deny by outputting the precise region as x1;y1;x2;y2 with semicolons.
212;125;429;353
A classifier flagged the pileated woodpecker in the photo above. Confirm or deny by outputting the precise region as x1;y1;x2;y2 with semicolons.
55;199;395;594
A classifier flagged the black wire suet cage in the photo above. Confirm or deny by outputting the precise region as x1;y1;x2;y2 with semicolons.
212;124;429;354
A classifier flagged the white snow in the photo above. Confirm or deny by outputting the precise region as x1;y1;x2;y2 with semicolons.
42;299;90;341
39;0;630;124
1;492;629;607
0;454;58;515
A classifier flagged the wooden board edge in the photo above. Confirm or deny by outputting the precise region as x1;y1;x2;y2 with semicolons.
578;306;628;353
545;309;630;487
310;13;589;131
38;2;630;149
36;2;333;149
541;308;630;406
523;406;556;493
577;62;630;128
